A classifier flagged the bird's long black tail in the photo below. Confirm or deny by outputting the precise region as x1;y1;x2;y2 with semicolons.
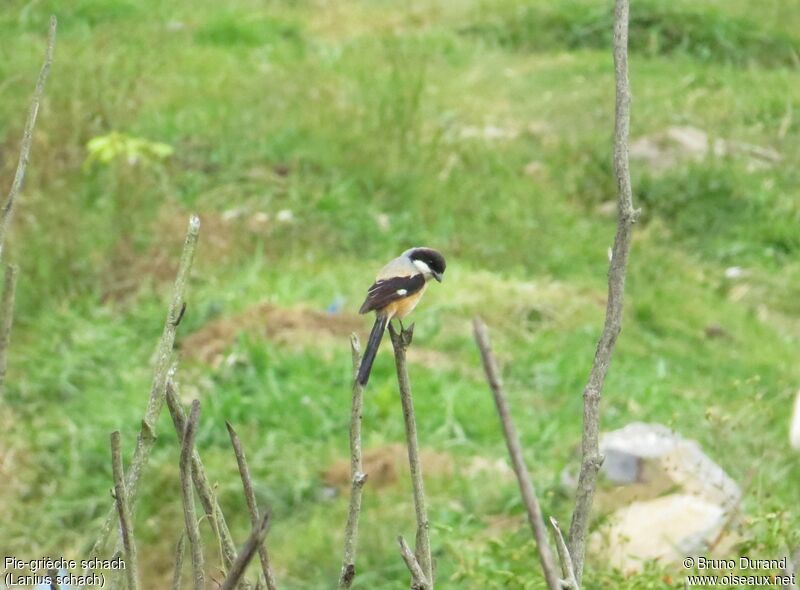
357;314;388;386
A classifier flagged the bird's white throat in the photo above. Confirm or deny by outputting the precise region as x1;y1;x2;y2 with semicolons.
412;259;432;276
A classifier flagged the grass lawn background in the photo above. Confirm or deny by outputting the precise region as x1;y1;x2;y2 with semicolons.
1;0;799;587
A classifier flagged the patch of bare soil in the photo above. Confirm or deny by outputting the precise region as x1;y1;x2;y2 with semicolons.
323;445;515;491
180;300;462;374
323;443;455;489
181;302;363;365
102;206;264;302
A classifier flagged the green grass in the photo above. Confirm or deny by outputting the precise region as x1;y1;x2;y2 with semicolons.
2;0;800;588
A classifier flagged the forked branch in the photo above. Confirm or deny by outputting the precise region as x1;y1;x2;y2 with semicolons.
110;431;140;590
550;517;579;590
398;535;430;590
180;400;205;590
83;215;200;578
219;513;271;590
167;377;239;572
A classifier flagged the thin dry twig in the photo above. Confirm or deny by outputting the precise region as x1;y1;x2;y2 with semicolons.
388;322;433;588
0;16;56;396
180;400;205;590
550;517;579;590
781;546;799;590
218;513;271;590
110;431;140;590
227;421;278;590
171;535;186;590
397;536;429;590
0;264;19;395
0;15;57;261
338;334;368;589
568;0;637;583
166;377;239;572
47;568;60;590
84;216;200;573
472;318;560;590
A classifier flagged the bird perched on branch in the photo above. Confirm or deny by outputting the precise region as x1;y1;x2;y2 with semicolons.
356;247;446;386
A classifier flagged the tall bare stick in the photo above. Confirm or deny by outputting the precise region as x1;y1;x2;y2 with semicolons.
567;0;637;583
219;513;271;590
227;421;278;590
83;216;200;572
397;536;430;590
338;334;368;589
167;378;239;572
180;400;205;590
0;16;56;397
0;16;57;261
0;264;18;395
388;323;433;587
48;569;59;590
110;432;140;590
472;318;560;590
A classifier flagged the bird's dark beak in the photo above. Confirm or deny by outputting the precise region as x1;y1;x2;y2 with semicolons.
433;271;443;283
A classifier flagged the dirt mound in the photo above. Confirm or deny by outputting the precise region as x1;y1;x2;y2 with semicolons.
323;445;514;491
103;207;255;302
323;444;455;489
181;302;363;364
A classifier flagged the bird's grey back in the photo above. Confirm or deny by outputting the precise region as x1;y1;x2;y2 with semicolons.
376;255;417;280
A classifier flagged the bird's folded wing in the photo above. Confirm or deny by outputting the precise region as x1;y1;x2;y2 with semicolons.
358;274;425;314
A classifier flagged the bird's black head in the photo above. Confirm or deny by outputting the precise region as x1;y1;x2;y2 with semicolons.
407;247;446;282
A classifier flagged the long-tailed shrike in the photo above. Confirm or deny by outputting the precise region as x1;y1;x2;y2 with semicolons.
356;247;446;386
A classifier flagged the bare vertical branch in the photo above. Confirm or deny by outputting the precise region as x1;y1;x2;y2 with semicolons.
218;513;271;590
48;568;60;590
339;334;368;589
0;264;19;395
180;400;205;590
550;518;579;590
110;432;140;590
171;535;186;590
0;15;56;396
0;15;57;261
568;0;637;583
227;421;278;590
166;378;239;572
781;546;799;590
388;323;433;587
472;318;561;590
84;215;200;570
129;215;200;502
397;536;430;590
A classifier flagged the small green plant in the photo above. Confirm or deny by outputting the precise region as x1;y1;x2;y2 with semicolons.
84;131;173;169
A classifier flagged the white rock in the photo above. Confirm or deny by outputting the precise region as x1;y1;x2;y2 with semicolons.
375;213;391;231
591;494;726;572
589;423;743;572
276;209;294;223
459;125;519;141
630;126;781;172
724;266;745;279
600;422;740;511
791;390;800;450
